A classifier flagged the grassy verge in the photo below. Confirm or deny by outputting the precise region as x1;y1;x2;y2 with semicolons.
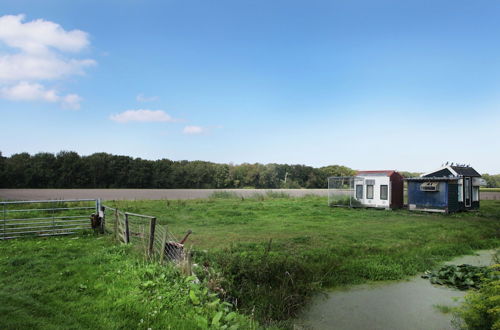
107;196;500;325
481;187;500;192
0;234;255;330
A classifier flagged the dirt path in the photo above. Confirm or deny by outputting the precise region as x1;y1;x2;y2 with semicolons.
1;189;499;201
0;188;328;201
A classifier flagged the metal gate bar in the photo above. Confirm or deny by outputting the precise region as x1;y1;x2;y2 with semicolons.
0;199;98;240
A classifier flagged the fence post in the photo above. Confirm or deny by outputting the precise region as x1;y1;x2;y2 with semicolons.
148;217;156;258
159;226;168;264
2;203;5;239
114;208;118;241
100;205;105;234
124;213;130;244
51;202;56;234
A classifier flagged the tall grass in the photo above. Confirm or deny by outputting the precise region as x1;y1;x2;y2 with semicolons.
0;234;256;329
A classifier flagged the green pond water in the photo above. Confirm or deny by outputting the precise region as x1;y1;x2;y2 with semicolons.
297;250;497;330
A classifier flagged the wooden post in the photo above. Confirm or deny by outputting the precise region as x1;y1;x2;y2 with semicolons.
159;226;168;264
114;209;118;241
148;217;156;257
124;213;130;244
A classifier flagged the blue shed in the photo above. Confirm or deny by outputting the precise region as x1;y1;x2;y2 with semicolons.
406;165;485;213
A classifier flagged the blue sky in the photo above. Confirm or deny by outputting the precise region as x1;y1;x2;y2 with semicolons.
1;0;499;173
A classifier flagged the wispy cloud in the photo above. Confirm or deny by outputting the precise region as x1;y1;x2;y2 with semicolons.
0;82;82;109
183;125;205;135
136;93;159;102
0;14;94;109
110;109;178;123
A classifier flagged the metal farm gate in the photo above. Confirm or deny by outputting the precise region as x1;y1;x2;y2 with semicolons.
0;199;98;240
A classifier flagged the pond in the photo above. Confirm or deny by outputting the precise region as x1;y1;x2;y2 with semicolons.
297;250;497;330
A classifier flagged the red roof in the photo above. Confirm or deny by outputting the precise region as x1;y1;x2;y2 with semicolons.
356;170;396;176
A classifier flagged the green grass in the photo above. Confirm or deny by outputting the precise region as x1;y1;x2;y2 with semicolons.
433;304;454;314
107;197;500;255
481;187;500;192
2;196;499;328
0;234;255;330
105;196;500;323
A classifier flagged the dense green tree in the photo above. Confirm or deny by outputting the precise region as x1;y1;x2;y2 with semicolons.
319;165;356;178
31;153;57;188
482;174;500;188
4;153;32;188
56;151;87;188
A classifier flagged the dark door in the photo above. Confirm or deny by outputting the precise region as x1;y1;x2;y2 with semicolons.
464;177;471;207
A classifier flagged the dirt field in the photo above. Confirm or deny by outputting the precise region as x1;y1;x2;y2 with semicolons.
1;189;499;201
0;189;328;201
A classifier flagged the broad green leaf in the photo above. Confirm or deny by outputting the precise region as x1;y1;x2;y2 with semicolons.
189;289;200;305
212;311;223;327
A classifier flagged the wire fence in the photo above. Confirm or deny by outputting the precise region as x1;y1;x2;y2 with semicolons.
102;205;185;263
0;198;188;264
328;176;363;207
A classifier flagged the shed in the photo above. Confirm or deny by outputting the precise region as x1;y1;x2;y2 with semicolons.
406;165;486;213
354;170;404;209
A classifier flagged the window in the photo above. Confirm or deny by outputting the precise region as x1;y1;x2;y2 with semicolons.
366;185;374;199
356;185;363;199
380;185;388;200
420;182;439;191
473;186;479;202
465;179;471;199
458;184;463;202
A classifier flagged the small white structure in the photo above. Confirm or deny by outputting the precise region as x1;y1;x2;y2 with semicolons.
328;170;404;209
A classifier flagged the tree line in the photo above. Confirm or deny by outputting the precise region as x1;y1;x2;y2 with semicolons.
0;151;356;189
1;151;497;189
482;174;500;188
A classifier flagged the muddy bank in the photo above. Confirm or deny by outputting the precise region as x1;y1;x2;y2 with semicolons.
298;250;498;330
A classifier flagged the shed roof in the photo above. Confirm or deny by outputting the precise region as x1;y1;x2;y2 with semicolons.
450;166;481;177
421;165;481;178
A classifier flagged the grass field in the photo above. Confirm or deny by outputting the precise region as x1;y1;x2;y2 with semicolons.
1;195;499;328
0;235;254;330
481;187;500;192
108;195;500;254
106;195;500;323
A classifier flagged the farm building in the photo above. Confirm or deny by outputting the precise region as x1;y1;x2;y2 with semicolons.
328;170;404;209
406;165;486;213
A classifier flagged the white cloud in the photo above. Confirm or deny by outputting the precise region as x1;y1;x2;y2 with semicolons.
0;14;89;54
183;125;205;135
136;93;159;102
0;53;95;81
0;81;82;109
110;109;176;123
0;14;94;109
